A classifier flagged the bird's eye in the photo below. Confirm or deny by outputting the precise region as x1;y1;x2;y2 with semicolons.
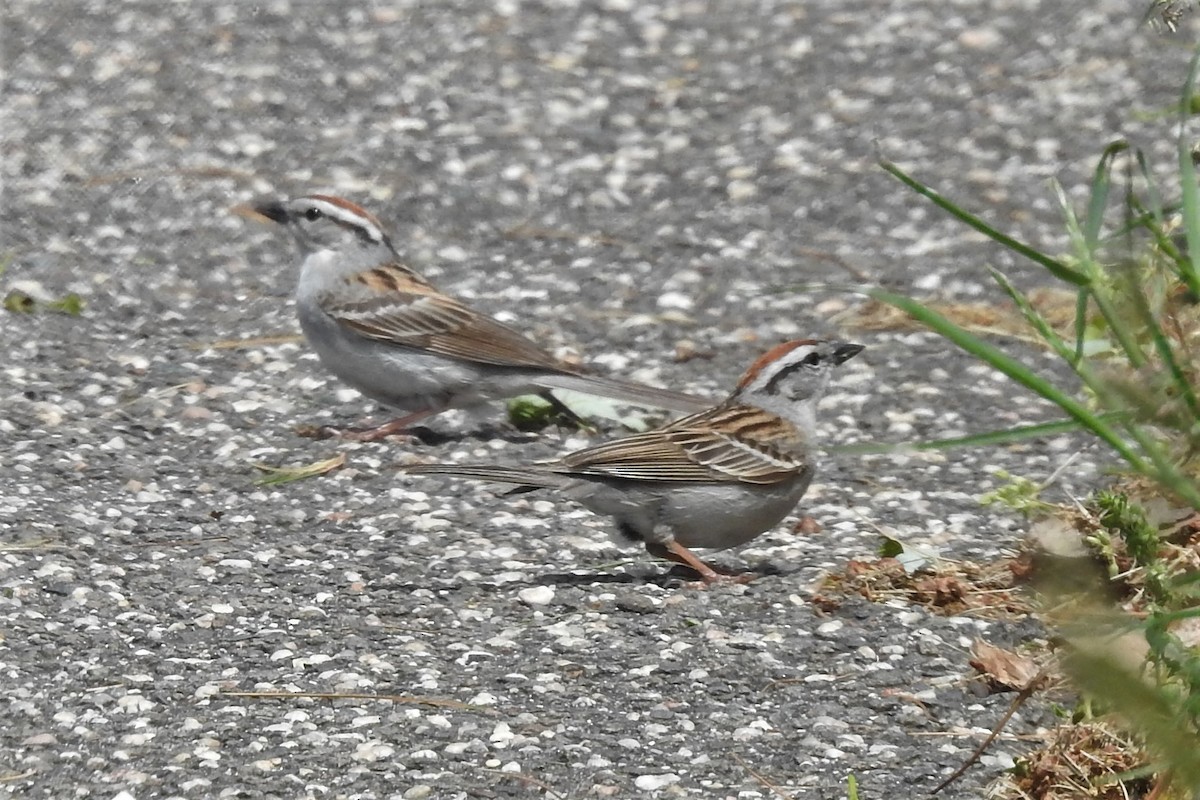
802;352;821;366
304;207;323;222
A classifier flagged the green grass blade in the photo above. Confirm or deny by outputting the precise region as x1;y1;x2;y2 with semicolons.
1073;288;1089;365
868;287;1151;473
828;415;1125;456
1130;194;1186;267
1177;140;1200;297
1063;647;1200;792
1135;147;1167;228
1178;44;1200;298
879;159;1090;286
1118;422;1200;508
1148;606;1200;623
1054;179;1149;368
1084;141;1128;249
990;268;1076;363
1001;266;1193;430
1118;269;1200;421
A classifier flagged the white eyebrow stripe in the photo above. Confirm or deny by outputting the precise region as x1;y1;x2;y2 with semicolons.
307;199;385;242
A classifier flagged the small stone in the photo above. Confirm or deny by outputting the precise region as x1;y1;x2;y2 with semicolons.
958;27;1002;49
615;593;659;614
22;733;57;746
634;773;680;791
490;722;514;744
656;291;693;311
732;726;762;741
727;179;758;201
816;620;844;636
518;586;554;606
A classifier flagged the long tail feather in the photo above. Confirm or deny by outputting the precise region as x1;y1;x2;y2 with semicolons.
401;463;572;490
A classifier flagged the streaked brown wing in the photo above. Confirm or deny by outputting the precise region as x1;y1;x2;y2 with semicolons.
322;266;563;370
561;405;806;485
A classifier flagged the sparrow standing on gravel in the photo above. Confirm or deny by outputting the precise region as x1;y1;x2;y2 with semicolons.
244;194;711;439
403;339;864;582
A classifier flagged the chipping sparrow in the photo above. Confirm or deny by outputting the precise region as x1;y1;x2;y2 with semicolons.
244;194;711;439
403;338;864;582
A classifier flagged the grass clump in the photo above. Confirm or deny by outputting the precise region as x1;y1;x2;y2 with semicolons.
867;43;1200;800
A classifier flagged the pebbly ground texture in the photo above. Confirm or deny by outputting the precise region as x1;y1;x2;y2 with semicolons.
2;1;1196;798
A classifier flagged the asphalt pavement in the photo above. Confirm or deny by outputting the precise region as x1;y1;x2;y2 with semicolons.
3;1;1196;798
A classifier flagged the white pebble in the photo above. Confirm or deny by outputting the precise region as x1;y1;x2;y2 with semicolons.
352;741;396;762
490;722;514;744
634;773;680;791
732;726;762;741
727;179;758;200
518;586;555;606
656;291;693;311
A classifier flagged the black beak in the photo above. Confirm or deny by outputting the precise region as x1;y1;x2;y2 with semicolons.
832;342;865;364
252;200;289;224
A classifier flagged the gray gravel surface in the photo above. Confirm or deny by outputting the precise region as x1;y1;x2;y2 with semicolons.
3;1;1196;798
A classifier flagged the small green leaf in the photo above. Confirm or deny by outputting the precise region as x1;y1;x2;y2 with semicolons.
506;395;557;431
46;293;84;316
878;536;904;559
3;290;36;313
4;289;85;316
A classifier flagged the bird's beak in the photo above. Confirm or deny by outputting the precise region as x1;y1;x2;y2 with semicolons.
230;200;288;225
832;342;865;364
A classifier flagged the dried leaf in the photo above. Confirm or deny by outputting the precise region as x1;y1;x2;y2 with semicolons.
792;515;823;534
253;452;347;486
969;639;1040;692
191;334;305;351
914;575;968;606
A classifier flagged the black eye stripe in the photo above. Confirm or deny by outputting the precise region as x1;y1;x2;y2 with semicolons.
763;356;819;393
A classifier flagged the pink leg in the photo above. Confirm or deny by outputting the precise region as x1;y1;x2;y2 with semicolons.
644;541;754;586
